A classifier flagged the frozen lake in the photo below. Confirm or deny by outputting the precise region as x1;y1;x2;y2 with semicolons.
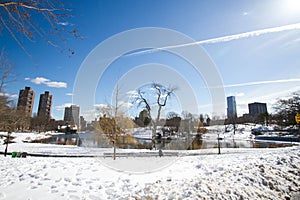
42;132;296;150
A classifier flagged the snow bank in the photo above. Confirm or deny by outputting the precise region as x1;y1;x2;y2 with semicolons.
0;144;299;199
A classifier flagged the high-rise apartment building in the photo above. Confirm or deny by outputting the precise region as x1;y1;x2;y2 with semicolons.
248;102;267;117
80;116;86;131
227;96;237;119
37;91;52;118
17;86;35;117
64;105;80;128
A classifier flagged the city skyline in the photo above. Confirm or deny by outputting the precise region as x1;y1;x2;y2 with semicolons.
2;0;300;120
15;85;272;121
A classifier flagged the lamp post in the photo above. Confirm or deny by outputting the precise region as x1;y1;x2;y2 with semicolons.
4;131;11;157
217;133;222;155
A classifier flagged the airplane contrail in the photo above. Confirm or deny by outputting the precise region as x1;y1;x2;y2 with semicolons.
125;22;300;57
224;78;300;88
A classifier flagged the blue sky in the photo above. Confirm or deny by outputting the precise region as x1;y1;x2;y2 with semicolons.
2;0;300;120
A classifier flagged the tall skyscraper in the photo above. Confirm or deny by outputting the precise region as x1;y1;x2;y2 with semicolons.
37;91;52;118
64;105;80;128
17;86;35;117
248;102;267;117
227;96;237;119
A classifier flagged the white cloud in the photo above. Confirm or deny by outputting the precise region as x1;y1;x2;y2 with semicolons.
26;77;67;88
45;81;67;88
119;101;133;108
198;103;212;109
94;104;111;109
81;109;98;121
233;85;300;116
235;92;245;97
55;103;73;111
66;93;73;96
125;90;139;99
58;22;69;26
0;92;18;98
126;90;138;95
31;77;49;84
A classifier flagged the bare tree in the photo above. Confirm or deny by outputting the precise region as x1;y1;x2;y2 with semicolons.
0;48;16;133
97;82;134;159
165;112;181;133
96;104;113;118
112;82;121;160
180;111;193;133
166;111;179;120
30;114;51;132
273;92;300;126
134;82;177;148
134;109;151;127
0;48;15;93
0;0;80;56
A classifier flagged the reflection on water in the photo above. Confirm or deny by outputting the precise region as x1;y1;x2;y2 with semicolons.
43;133;297;150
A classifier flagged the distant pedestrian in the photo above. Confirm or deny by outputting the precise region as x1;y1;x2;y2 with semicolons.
159;149;163;157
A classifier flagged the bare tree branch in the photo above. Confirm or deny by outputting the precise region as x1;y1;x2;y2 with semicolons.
0;48;16;93
0;0;80;56
136;89;151;113
0;1;69;12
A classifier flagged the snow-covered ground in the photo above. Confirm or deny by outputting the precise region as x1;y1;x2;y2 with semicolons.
0;131;299;199
132;128;153;140
204;124;253;140
0;131;56;144
132;124;254;141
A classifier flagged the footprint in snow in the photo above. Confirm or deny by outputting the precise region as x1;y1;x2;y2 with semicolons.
105;188;116;195
76;178;81;182
43;177;51;181
68;190;77;193
196;164;202;169
30;185;38;189
82;190;89;194
29;174;39;179
55;178;62;183
68;195;80;200
9;181;15;186
51;185;57;189
19;175;25;182
0;192;5;199
51;189;59;193
71;182;81;186
64;177;71;182
88;195;102;200
75;172;82;176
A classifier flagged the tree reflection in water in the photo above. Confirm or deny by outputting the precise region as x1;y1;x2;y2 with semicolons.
40;133;296;149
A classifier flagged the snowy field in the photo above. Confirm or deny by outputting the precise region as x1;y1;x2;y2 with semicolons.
0;131;300;199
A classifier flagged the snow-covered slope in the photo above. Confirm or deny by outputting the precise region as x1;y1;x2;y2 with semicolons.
0;139;299;199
